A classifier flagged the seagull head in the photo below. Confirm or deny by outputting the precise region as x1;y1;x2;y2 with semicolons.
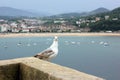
54;36;58;41
50;36;58;49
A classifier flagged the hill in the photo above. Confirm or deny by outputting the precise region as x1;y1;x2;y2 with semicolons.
89;7;120;32
89;7;109;15
50;7;109;18
0;7;47;17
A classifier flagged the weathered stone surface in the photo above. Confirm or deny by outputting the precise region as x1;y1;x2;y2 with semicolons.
20;63;60;80
0;64;19;80
0;57;104;80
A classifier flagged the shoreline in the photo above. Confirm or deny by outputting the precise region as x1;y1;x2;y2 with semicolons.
0;33;120;38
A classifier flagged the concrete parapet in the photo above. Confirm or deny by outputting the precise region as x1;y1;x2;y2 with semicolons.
0;57;104;80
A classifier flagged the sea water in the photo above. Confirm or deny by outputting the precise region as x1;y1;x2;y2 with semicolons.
0;36;120;80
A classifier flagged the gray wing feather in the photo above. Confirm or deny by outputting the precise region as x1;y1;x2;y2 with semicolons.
34;49;54;60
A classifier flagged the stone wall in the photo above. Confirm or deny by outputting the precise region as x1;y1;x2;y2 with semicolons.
0;64;19;80
0;57;104;80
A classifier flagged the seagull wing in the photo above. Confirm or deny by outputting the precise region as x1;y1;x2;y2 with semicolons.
34;49;55;60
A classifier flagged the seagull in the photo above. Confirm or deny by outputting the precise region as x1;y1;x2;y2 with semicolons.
34;36;58;61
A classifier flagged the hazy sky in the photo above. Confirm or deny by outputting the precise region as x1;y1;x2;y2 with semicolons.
0;0;120;14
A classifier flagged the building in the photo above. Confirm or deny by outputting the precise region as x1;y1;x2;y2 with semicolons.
105;15;110;20
112;18;118;21
95;17;101;21
54;20;66;24
0;24;10;32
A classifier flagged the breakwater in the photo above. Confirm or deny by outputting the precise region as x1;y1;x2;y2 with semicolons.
0;57;104;80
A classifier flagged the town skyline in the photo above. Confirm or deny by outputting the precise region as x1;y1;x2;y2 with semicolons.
0;0;120;14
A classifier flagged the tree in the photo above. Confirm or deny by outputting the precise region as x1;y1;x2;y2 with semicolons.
90;20;120;32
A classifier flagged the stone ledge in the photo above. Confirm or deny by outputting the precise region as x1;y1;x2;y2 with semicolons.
0;57;104;80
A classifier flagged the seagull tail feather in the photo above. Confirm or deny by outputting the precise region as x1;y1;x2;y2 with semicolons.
34;55;38;57
34;55;43;59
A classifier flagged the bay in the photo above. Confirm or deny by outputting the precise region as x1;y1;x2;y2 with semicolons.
0;36;120;80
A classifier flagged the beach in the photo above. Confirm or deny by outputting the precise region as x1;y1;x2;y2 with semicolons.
0;33;120;38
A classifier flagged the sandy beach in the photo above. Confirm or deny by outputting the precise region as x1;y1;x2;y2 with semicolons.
0;33;120;38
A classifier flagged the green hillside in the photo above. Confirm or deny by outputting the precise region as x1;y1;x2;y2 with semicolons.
89;7;120;32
